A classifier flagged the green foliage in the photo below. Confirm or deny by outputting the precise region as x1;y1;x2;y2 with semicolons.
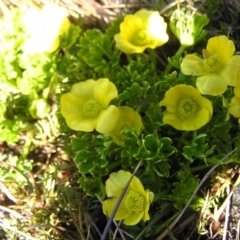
60;24;82;49
183;133;215;162
0;120;24;143
120;130;176;177
77;29;119;73
0;154;33;184
1;3;239;239
71;133;109;176
167;53;182;70
78;176;105;198
163;167;202;210
0;7;82;145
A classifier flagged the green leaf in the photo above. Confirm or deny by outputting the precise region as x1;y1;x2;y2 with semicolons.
153;161;171;177
78;29;119;72
0;101;6;121
60;25;81;49
71;133;109;176
163;167;200;210
78;176;106;198
189;197;204;211
182;134;214;162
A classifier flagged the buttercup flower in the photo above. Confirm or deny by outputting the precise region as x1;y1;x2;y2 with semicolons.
107;106;143;146
229;84;240;123
102;170;154;225
181;35;240;96
159;84;213;131
23;4;70;54
170;9;209;46
60;78;119;133
114;9;168;54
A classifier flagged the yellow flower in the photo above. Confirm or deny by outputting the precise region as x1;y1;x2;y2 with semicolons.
60;78;119;133
102;170;154;225
181;35;240;96
107;106;143;146
229;84;240;123
170;9;209;46
114;9;168;54
159;84;213;131
23;4;70;54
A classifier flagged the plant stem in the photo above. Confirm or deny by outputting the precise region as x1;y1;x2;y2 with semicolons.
176;131;189;148
148;48;156;69
107;160;123;171
126;54;132;63
164;44;187;75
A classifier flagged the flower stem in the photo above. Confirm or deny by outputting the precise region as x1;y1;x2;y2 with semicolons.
164;44;187;75
107;159;123;171
176;131;189;149
126;54;132;63
148;48;156;69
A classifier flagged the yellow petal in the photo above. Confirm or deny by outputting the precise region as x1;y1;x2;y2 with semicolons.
135;9;168;45
65;113;98;132
221;55;240;86
160;84;213;130
105;170;131;197
181;108;212;130
115;10;168;54
162;112;184;130
160;84;199;110
207;35;235;62
23;4;70;54
49;37;60;52
146;12;168;44
96;105;119;134
61;92;98;131
70;80;95;100
102;170;152;225
108;106;143;146
229;96;240;118
143;190;152;221
134;9;152;24
128;174;146;196
102;198;130;220
59;17;71;35
60;93;85;117
181;54;205;76
200;96;213;116
123;212;144;225
23;7;41;33
234;84;240;98
41;4;70;35
162;109;211;131
94;78;118;108
114;34;146;53
120;15;143;41
196;74;227;96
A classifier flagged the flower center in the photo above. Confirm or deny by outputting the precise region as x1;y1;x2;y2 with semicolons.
124;190;144;213
203;55;222;73
83;99;101;117
178;98;197;118
132;30;150;46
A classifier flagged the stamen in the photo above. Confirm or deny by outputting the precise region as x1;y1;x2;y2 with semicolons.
124;190;144;213
132;30;151;46
178;98;197;118
203;55;222;72
83;99;101;117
